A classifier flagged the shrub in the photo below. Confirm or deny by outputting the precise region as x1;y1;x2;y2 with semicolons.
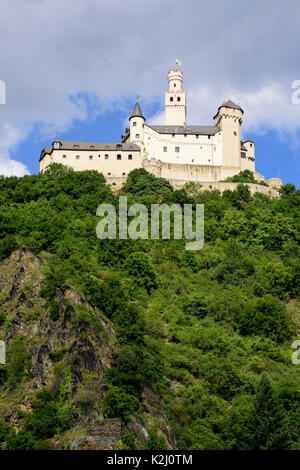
6;336;31;389
0;235;18;260
236;295;290;342
180;251;199;272
124;252;157;292
183;295;208;318
5;430;36;450
102;386;139;420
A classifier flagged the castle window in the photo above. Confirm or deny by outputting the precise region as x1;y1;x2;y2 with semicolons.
73;144;79;149
241;152;246;159
89;155;93;160
250;143;253;147
98;154;101;158
184;134;187;138
76;155;80;159
175;147;180;153
108;172;111;175
163;146;167;152
234;131;237;136
177;97;181;102
128;155;132;160
122;173;126;176
105;145;109;149
170;97;174;102
214;147;216;151
172;134;175;137
196;135;199;139
90;145;95;149
63;155;67;159
105;155;109;159
117;154;121;160
135;134;140;138
208;136;210;139
192;159;194;162
174;83;176;87
133;122;137;126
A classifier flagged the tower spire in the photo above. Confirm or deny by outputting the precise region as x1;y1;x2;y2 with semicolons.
129;99;145;121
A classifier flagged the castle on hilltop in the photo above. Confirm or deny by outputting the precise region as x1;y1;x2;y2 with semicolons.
39;70;282;193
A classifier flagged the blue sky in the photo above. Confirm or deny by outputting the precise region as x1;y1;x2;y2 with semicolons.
1;0;300;187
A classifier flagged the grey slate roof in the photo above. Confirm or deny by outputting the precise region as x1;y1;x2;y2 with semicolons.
129;101;145;120
243;138;254;143
221;99;243;111
40;141;140;160
146;124;220;135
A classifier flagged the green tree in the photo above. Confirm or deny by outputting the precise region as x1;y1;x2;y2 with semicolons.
250;374;291;450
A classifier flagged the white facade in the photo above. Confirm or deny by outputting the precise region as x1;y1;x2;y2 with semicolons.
39;69;282;188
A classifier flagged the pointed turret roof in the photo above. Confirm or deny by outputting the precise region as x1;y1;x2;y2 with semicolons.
220;100;243;112
129;100;145;121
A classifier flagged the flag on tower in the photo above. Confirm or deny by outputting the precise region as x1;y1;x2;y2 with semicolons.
175;59;182;66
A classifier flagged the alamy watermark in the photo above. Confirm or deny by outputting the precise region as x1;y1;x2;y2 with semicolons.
96;196;204;250
291;80;300;104
0;341;5;364
0;80;6;104
291;340;300;365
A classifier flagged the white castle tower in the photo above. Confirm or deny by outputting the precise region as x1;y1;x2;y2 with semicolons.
165;69;186;126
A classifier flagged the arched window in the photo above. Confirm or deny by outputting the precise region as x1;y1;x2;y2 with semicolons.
177;97;181;102
117;154;122;160
170;97;173;102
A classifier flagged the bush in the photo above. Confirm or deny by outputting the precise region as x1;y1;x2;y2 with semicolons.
5;430;36;450
125;252;157;292
0;235;18;260
102;386;139;420
183;295;208;318
6;336;31;389
236;295;290;342
180;251;199;272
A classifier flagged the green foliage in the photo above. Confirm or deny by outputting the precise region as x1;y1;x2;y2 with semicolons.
180;251;199;272
225;170;268;186
143;429;167;450
0;165;299;449
0;417;9;441
0;235;18;260
102;386;139;420
125;252;157;292
6;336;31;389
5;430;36;450
236;295;290;342
250;374;292;449
123;169;174;202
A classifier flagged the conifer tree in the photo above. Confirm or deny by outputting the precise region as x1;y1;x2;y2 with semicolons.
250;374;291;450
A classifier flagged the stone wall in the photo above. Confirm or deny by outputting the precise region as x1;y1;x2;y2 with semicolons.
106;176;280;198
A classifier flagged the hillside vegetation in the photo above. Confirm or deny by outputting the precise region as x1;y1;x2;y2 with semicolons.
0;164;299;450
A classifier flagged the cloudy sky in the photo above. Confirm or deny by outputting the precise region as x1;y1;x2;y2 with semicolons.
0;0;300;185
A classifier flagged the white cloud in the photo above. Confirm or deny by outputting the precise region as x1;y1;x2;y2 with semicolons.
0;0;300;174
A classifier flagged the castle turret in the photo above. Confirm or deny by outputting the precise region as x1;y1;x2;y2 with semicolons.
129;100;145;152
165;69;186;126
242;138;255;172
213;100;243;170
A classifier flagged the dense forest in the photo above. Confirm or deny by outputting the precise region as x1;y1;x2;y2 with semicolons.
0;164;299;450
